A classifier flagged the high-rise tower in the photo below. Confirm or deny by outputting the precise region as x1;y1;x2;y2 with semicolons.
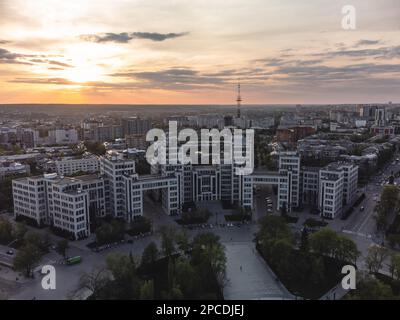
236;82;242;118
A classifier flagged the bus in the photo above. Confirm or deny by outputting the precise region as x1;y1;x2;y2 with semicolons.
66;256;82;265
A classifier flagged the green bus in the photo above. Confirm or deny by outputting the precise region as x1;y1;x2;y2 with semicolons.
66;256;82;265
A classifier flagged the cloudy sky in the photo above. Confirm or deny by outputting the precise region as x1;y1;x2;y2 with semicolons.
0;0;399;104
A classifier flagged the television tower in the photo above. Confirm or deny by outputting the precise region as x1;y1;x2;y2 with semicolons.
236;81;242;118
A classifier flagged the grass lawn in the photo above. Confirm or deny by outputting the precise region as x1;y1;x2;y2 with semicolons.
257;245;351;299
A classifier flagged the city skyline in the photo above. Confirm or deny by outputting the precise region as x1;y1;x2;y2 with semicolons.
1;0;400;105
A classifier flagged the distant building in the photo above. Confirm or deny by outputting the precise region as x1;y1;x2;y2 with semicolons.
277;125;316;147
55;154;100;176
125;134;148;150
122;117;152;136
0;161;30;180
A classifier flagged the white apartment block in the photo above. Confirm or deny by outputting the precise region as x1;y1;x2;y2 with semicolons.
13;176;48;226
301;167;320;206
317;162;358;218
13;173;106;240
278;152;301;211
55;155;100;176
100;152;135;219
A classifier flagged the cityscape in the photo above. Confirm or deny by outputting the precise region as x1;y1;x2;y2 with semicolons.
1;0;400;305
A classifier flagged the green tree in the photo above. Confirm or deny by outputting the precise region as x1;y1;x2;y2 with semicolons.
141;242;159;267
0;217;13;245
77;268;111;299
191;233;227;289
176;231;190;253
25;232;50;253
173;257;199;298
346;272;395;300
365;245;390;274
335;235;360;265
56;239;69;258
375;186;400;233
140;280;154;299
309;228;339;258
256;215;293;258
105;252;141;299
14;221;28;241
13;243;43;277
389;254;400;280
84;141;106;155
160;226;176;257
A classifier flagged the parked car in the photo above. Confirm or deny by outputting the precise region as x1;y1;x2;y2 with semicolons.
360;206;365;212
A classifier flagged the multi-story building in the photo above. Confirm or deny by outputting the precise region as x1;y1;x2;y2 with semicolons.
100;151;135;219
319;165;344;219
301;167;320;207
55;155;100;176
13;173;106;239
13;148;358;239
0;161;30;181
122;117;152;136
125;134;148;150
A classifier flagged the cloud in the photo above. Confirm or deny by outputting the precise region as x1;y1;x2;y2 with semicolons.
355;39;381;47
313;46;400;60
0;40;10;45
80;32;189;43
0;48;72;68
0;48;33;65
112;67;228;90
10;78;74;85
29;59;73;68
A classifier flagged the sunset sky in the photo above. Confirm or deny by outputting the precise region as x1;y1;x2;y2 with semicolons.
0;0;400;104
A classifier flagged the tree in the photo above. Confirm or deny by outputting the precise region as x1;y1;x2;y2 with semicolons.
13;243;43;277
105;252;141;299
25;232;50;253
0;217;13;245
375;186;400;233
389;254;400;280
335;235;360;265
141;242;159;267
77;268;111;299
84;141;106;156
56;239;69;258
159;226;176;257
191;233;227;289
173;257;199;298
299;227;309;252
140;280;154;299
270;238;293;275
309;228;338;258
365;245;390;274
346;272;395;300
256;215;293;258
95;219;125;245
14;221;27;241
176;231;190;253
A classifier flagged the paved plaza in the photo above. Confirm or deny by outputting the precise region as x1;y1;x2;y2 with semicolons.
223;242;293;300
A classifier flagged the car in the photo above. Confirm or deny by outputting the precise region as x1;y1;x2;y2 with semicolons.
267;209;273;213
6;250;14;255
360;206;365;212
